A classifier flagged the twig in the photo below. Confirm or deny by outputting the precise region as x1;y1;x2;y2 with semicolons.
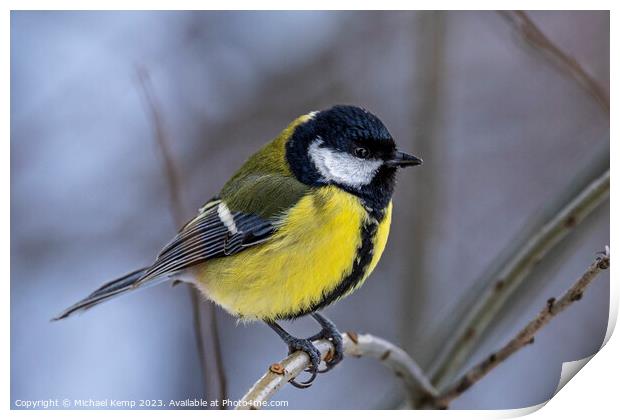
402;11;446;357
421;248;610;409
136;69;185;225
236;332;437;410
499;11;609;115
136;67;228;406
428;169;609;389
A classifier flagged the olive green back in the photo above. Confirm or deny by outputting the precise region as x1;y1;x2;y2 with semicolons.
219;114;313;220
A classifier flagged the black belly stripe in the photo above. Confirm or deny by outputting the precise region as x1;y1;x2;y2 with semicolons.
283;207;384;320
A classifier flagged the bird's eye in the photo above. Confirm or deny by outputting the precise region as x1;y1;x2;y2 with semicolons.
354;147;370;159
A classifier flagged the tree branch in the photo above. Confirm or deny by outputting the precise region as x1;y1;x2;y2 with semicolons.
499;11;609;115
428;169;609;389
236;332;437;410
402;10;446;358
136;67;228;406
421;247;610;408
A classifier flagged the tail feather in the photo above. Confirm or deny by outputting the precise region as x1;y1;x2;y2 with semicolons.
52;267;152;321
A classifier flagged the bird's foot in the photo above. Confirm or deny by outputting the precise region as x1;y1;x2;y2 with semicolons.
265;316;343;389
285;337;322;388
307;318;344;373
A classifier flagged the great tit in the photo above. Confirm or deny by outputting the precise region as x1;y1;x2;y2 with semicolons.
54;105;422;388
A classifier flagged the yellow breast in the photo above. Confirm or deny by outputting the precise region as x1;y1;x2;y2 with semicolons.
192;186;392;321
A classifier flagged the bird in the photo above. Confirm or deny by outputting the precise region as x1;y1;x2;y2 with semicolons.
53;104;422;388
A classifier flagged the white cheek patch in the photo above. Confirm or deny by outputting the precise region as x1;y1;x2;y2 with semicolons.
308;138;382;188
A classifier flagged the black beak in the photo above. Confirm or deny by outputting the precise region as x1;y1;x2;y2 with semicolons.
385;151;423;168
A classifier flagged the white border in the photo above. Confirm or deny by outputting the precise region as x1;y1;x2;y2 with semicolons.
4;2;615;420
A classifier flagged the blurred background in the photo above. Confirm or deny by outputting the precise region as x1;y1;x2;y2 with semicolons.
11;11;609;409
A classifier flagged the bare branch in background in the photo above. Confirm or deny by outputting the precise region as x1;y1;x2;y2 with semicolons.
136;67;228;406
236;333;437;410
499;11;609;115
136;69;185;225
402;11;446;360
428;169;609;390
420;248;610;408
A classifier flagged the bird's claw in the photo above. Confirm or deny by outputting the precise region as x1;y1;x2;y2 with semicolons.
286;338;321;389
307;326;344;373
266;315;344;389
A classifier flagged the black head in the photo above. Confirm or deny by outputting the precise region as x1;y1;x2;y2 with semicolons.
286;105;422;214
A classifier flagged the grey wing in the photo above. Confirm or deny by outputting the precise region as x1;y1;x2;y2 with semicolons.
139;198;275;283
